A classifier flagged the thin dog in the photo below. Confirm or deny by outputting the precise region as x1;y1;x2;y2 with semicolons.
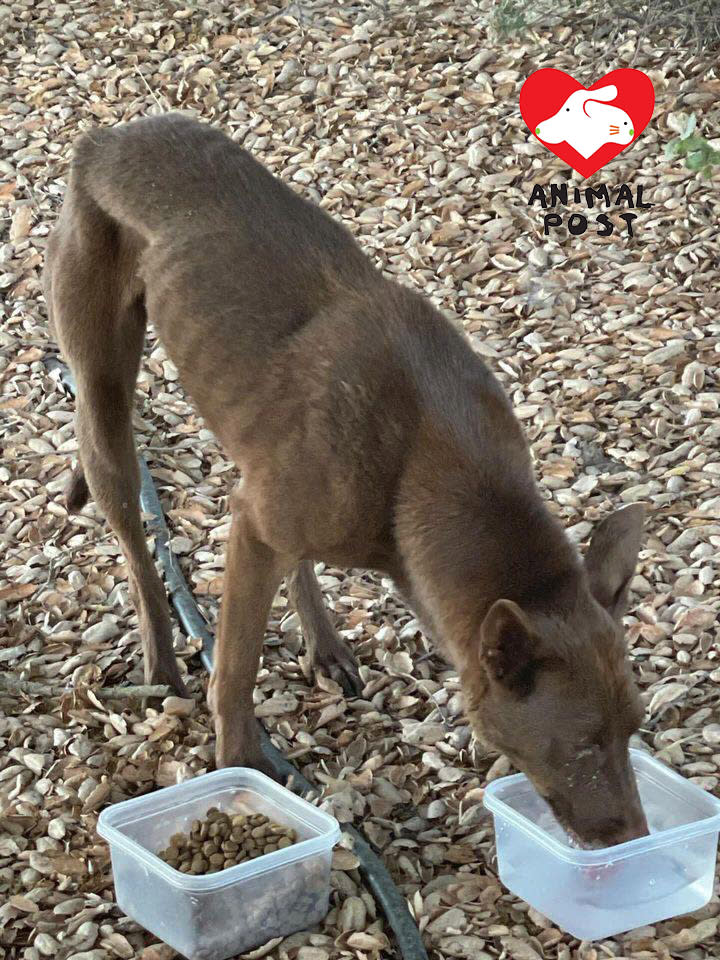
44;114;649;847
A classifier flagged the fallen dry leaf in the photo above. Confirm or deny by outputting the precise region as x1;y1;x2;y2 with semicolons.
1;4;720;960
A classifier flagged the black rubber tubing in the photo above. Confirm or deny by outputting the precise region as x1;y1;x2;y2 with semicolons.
44;356;428;960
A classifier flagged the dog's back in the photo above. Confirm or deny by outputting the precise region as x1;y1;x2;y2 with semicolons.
71;114;372;296
47;114;526;564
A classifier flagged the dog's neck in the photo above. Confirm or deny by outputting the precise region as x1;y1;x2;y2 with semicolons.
394;367;583;646
409;484;580;629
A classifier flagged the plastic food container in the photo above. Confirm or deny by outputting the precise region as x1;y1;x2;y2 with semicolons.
97;768;341;960
484;748;720;940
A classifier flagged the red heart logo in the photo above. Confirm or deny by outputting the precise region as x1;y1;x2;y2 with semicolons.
520;69;655;179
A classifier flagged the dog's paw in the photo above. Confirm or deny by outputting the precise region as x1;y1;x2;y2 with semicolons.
215;742;280;780
313;637;363;697
147;659;189;699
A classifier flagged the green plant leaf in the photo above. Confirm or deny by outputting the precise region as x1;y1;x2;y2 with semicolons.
680;134;707;152
682;113;697;139
686;151;706;171
494;0;527;36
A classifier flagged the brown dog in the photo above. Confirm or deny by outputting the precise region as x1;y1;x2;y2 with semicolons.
44;113;648;847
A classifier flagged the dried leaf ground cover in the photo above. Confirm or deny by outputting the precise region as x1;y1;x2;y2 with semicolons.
1;0;720;958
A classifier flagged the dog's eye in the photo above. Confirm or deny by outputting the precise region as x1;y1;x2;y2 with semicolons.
566;108;570;112
624;121;628;125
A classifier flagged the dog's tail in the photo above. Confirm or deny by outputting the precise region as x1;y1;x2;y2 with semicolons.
66;464;90;513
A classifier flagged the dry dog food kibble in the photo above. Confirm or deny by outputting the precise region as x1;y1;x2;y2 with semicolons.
157;808;297;874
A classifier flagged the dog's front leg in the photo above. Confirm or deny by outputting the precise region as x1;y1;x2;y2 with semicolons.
210;489;289;775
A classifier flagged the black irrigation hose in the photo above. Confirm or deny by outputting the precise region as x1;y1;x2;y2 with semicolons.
45;356;429;960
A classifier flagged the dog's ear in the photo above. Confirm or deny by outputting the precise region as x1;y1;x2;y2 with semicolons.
585;504;644;620
479;599;538;696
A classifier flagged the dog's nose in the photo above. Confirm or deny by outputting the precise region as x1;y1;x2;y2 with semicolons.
596;812;649;847
628;805;650;841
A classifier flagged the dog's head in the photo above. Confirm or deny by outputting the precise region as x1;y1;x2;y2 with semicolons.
463;504;649;848
536;85;634;158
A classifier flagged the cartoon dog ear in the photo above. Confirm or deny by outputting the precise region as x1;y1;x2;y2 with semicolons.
582;85;620;118
583;98;617;120
584;84;618;103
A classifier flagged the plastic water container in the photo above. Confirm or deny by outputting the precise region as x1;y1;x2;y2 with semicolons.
97;768;341;960
484;748;720;940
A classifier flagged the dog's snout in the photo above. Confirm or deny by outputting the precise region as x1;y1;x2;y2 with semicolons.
546;778;650;849
597;818;643;846
589;805;650;847
627;804;651;842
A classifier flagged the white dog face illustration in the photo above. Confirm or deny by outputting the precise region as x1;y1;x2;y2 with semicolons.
536;85;634;159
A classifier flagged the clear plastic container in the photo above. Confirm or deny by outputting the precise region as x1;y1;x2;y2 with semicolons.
484;748;720;940
97;768;340;960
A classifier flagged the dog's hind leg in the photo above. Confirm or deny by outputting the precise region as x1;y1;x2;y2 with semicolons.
288;560;362;696
44;179;187;696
